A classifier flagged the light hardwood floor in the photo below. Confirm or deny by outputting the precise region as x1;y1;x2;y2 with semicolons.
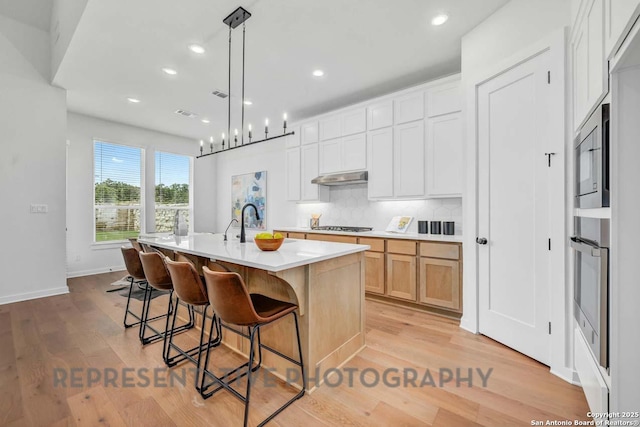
0;271;590;426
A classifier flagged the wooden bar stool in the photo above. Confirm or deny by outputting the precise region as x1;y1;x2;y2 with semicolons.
139;251;195;360
164;258;222;388
201;267;306;427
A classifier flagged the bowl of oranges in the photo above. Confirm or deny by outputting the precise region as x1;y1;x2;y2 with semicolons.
254;232;285;251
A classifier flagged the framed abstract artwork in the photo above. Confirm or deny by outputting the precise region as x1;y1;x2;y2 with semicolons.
231;171;266;230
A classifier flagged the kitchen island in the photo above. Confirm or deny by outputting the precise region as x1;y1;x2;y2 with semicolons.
138;233;369;391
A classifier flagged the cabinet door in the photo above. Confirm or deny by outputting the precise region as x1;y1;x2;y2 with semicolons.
319;139;342;174
341;133;366;171
367;128;394;199
426;81;461;117
394;91;424;124
394;121;425;198
604;0;640;59
319;116;341;141
418;257;461;311
386;253;417;301
368;100;393;130
301;144;320;200
301;122;319;144
365;251;385;295
285;148;301;201
426;112;463;197
572;0;607;130
342;108;366;136
285;126;301;148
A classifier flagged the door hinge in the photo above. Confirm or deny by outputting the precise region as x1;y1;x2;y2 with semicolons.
548;238;551;251
547;71;551;84
549;322;552;334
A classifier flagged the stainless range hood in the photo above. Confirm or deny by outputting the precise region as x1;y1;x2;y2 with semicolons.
311;171;368;186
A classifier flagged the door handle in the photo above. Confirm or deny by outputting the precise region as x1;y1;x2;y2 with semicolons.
476;237;488;245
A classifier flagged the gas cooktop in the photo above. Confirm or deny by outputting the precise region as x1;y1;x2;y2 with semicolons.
311;226;373;232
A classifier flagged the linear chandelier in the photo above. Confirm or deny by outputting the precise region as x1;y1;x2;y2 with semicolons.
197;6;294;159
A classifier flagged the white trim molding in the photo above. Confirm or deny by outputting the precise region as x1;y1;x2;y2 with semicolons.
66;265;126;278
0;287;70;306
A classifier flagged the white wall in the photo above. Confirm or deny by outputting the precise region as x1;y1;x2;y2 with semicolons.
50;0;88;80
460;0;573;379
0;15;68;304
65;112;216;277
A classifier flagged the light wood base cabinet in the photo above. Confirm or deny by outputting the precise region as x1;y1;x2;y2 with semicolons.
386;253;417;301
419;257;461;311
364;251;385;294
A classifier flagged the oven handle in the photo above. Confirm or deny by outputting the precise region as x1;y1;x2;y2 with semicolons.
570;237;601;257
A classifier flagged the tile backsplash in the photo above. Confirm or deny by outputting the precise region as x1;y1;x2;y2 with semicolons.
295;184;463;235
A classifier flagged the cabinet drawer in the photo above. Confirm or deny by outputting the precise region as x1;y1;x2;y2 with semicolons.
387;240;417;255
419;242;459;260
307;234;358;244
288;232;306;239
358;237;385;252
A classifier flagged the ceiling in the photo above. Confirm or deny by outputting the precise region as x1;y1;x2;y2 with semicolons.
54;0;508;143
0;0;51;32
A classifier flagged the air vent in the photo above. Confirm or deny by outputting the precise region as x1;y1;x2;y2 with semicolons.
212;90;229;99
174;109;198;118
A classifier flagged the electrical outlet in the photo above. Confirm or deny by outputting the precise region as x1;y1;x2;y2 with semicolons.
30;204;48;213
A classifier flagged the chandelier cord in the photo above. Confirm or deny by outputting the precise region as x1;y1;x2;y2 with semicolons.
241;18;246;146
227;24;232;148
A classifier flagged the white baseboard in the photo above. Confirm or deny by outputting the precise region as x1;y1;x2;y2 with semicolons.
66;265;126;278
551;366;580;385
0;286;70;306
459;317;478;334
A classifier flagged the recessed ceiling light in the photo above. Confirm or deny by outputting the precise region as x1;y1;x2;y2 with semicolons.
431;14;449;26
312;69;324;77
189;44;205;54
243;100;253;105
127;97;141;103
162;67;177;75
201;119;210;124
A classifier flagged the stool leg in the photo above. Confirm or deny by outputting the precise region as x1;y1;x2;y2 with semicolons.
165;296;181;366
139;284;152;342
123;277;138;328
293;311;307;392
161;291;174;363
243;326;259;427
196;304;213;391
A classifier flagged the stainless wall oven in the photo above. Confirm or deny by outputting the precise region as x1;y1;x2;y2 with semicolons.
575;103;610;208
571;217;610;370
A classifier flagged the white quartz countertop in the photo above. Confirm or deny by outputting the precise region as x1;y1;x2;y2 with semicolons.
275;227;463;243
137;233;369;272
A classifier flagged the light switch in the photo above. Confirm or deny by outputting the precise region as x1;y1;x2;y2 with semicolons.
30;204;48;214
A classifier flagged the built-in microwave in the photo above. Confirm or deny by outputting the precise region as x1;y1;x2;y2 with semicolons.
571;217;610;370
575;103;610;208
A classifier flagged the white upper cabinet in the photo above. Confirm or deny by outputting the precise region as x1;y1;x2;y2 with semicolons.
426;81;462;117
426;113;463;197
319;116;341;141
367;128;394;199
341;108;366;136
285;147;301;201
572;0;608;130
394;91;424;124
285;126;301;148
319;134;366;174
368;100;394;130
604;0;640;59
319;139;342;174
301;144;329;202
394;121;425;198
301;122;319;145
342;133;367;171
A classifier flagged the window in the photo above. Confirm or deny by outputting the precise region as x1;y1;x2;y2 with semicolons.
94;141;142;242
155;151;191;232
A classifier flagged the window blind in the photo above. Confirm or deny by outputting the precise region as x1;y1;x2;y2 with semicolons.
155;151;191;232
94;141;142;242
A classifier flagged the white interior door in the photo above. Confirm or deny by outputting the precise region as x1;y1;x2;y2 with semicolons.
477;50;552;365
